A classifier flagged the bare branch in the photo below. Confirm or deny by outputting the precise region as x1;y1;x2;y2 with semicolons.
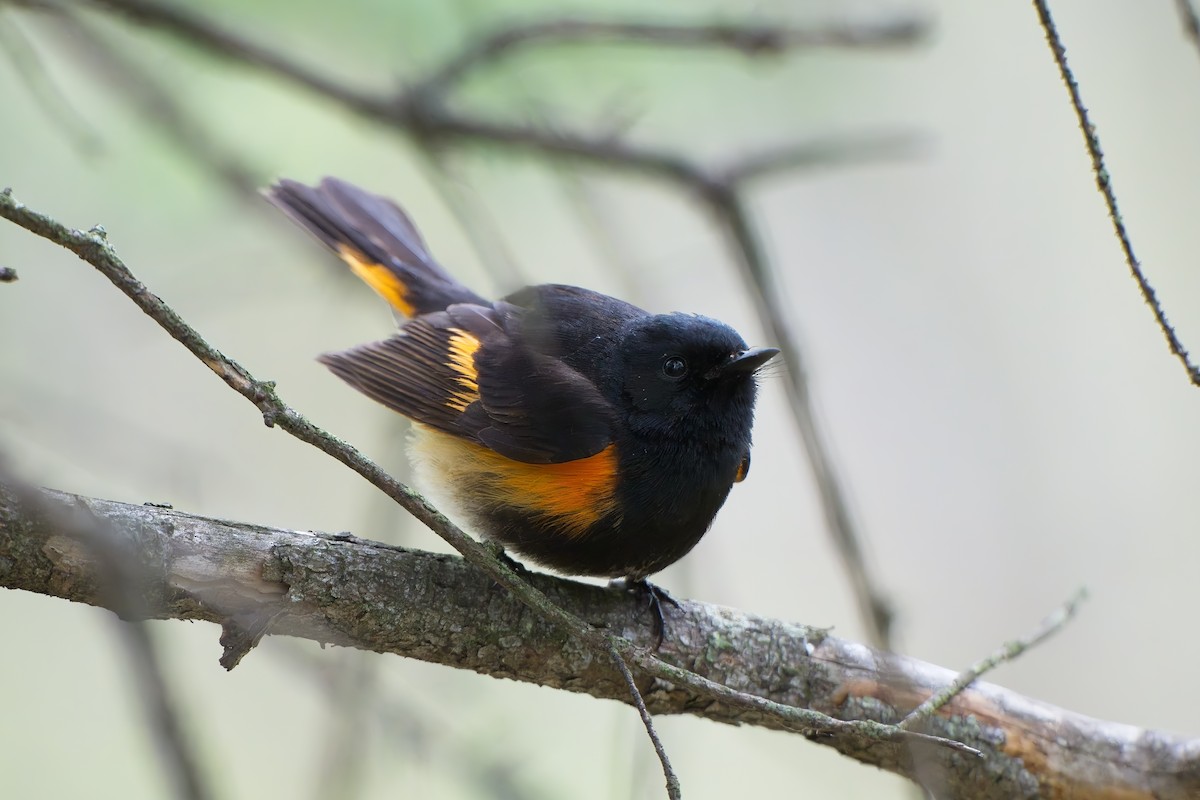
13;0;914;178
3;487;1198;798
0;187;964;760
418;14;929;97
32;0;368;104
1033;0;1200;386
721;132;926;186
898;588;1088;729
608;642;681;800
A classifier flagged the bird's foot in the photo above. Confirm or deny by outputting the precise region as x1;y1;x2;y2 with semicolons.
483;540;529;577
610;578;680;649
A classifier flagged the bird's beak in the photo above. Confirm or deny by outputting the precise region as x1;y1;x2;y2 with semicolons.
721;346;780;374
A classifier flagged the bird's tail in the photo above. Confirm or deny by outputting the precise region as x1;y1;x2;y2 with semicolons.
266;177;486;317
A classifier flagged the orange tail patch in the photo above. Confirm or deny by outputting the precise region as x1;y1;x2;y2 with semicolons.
337;244;416;317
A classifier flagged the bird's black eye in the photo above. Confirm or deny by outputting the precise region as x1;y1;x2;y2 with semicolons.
662;356;688;379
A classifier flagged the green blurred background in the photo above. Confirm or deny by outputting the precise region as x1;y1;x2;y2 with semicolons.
3;1;1200;798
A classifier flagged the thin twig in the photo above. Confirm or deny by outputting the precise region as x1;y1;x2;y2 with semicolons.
722;132;925;185
418;14;928;97
0;187;979;759
608;642;681;800
898;588;1088;729
0;466;211;800
1033;0;1200;386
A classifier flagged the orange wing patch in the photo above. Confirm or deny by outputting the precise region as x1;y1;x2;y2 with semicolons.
337;244;416;317
444;329;481;412
410;428;619;538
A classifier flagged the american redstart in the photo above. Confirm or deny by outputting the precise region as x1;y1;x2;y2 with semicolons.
267;178;777;590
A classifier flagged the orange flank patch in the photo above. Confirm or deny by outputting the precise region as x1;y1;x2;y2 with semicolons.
336;244;416;317
733;454;750;483
444;329;481;411
410;429;619;538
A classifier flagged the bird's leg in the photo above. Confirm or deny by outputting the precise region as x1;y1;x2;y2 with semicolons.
611;578;680;649
483;539;529;576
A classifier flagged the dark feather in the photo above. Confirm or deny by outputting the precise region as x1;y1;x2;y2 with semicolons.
266;178;486;315
470;342;614;463
320;307;615;464
318;177;435;273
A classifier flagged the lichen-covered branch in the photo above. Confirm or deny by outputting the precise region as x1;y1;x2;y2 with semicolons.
2;486;1197;799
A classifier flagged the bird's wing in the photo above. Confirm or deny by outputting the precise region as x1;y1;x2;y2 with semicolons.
319;303;615;464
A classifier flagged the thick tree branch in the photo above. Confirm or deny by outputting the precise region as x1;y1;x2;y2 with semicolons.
2;487;1198;799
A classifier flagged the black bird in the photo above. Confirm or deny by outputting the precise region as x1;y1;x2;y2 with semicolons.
267;177;778;585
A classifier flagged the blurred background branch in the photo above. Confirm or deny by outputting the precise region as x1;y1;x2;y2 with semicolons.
0;471;211;800
35;8;260;197
413;14;926;97
0;9;102;156
1177;0;1200;62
